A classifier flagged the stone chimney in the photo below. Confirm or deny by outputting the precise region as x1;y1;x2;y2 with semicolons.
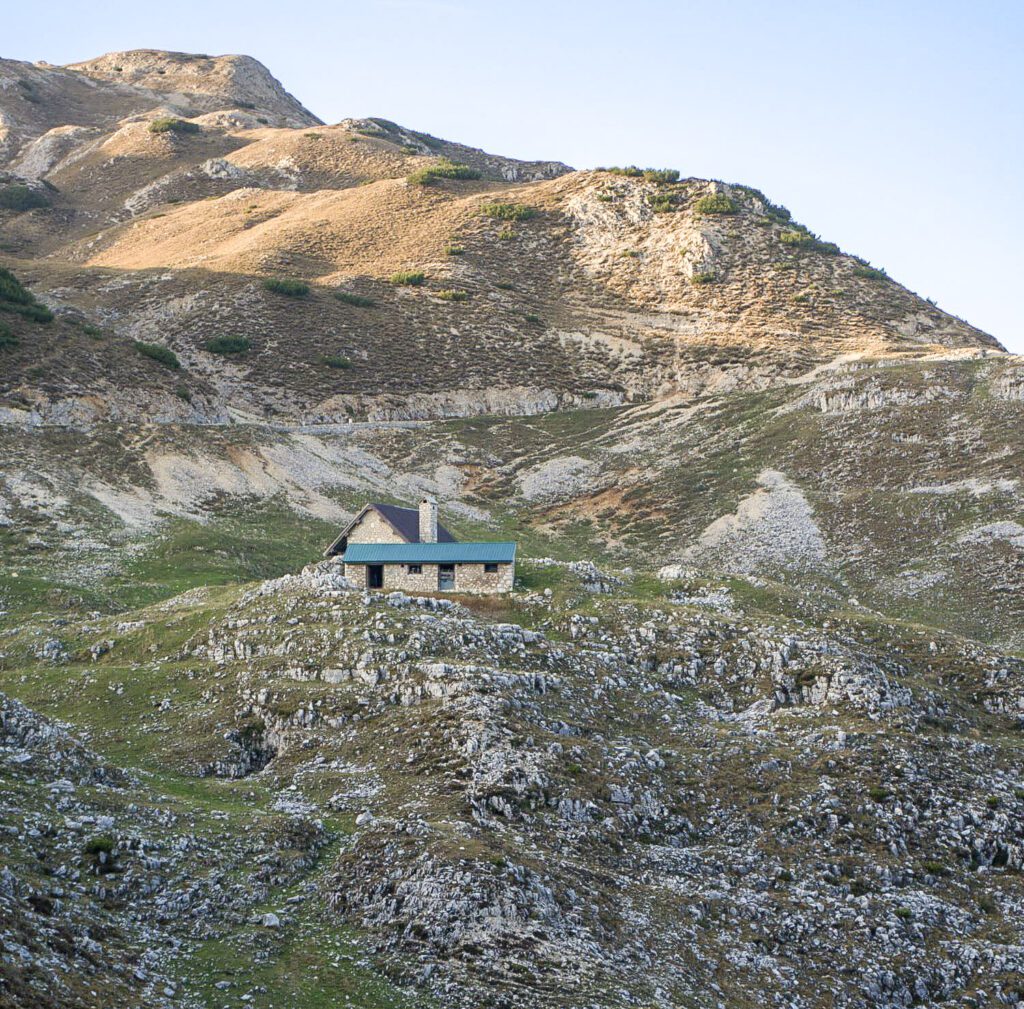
418;496;438;543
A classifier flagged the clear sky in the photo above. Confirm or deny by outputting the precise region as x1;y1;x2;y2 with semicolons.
8;0;1023;351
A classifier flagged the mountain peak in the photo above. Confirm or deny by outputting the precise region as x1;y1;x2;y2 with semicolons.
64;49;320;126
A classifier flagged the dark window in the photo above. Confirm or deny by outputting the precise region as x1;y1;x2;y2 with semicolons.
407;564;422;574
367;565;384;589
484;563;499;573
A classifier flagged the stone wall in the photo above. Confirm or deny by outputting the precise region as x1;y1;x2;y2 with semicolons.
349;562;514;594
348;510;406;545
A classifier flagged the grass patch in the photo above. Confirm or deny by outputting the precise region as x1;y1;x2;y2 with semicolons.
334;290;376;307
480;202;538;222
853;264;888;281
435;289;468;302
133;341;180;369
0;320;18;350
390;271;425;286
204;335;251;355
694;193;737;215
321;354;353;369
691;272;717;285
262;278;310;297
148;117;201;135
445;244;465;256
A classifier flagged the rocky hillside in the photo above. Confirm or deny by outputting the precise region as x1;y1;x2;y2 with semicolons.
2;562;1023;1008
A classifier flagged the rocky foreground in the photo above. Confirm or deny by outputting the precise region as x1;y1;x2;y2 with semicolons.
2;560;1023;1008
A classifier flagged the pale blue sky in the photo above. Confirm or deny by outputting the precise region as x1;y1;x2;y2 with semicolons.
8;0;1023;351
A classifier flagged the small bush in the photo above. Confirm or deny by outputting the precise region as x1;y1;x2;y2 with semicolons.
262;277;310;297
853;264;888;281
792;291;811;304
133;341;180;369
497;228;516;241
334;290;376;307
643;168;680;183
84;835;115;855
480;202;537;221
691;272;717;285
599;166;643;177
921;860;946;875
0;185;49;211
407;159;482;185
390;271;425;286
68;319;104;339
868;786;892;802
435;288;468;301
445;244;465;256
304;132;323;140
523;313;544;326
894;907;913;920
694;193;737;215
322;354;352;369
986;794;1001;809
0;321;17;350
204;335;251;355
780;228;840;255
149;117;201;135
495;281;514;290
596;193;614;202
0;267;53;323
174;383;192;402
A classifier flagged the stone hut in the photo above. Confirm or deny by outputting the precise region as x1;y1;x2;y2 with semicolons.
324;498;516;594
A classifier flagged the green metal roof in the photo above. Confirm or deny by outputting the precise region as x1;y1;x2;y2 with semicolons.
342;542;516;564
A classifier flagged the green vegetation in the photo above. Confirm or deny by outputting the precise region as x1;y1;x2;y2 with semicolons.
691;272;717;285
204;335;251;355
262;277;310;297
389;271;426;286
598;167;679;182
445;244;465;256
0;266;54;323
494;281;514;290
480;202;538;221
83;834;116;856
854;264;889;281
148;117;201;135
694;193;737;215
523;313;544;326
649;194;675;213
435;288;469;302
0;319;17;350
407;159;482;185
497;227;516;240
334;290;376;307
133;341;180;369
868;786;892;802
321;354;353;369
0;184;49;211
779;227;840;255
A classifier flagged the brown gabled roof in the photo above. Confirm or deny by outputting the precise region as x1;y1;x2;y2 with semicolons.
323;502;455;556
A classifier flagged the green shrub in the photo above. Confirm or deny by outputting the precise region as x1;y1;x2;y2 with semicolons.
322;354;352;369
792;291;811;303
868;786;892;802
84;835;115;855
650;195;674;213
986;794;1001;809
68;318;104;339
599;166;643;177
0;185;49;211
133;341;180;369
0;321;17;350
149;117;201;135
894;907;913;920
204;335;251;355
389;271;425;286
853;264;888;281
445;244;465;256
407;159;482;185
0;267;53;322
262;277;310;297
174;383;192;402
480;202;537;221
334;290;376;307
435;288;468;301
694;193;737;215
643;168;680;183
691;272;717;285
523;313;544;326
596;193;614;202
495;281;514;290
780;228;840;255
921;860;946;875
